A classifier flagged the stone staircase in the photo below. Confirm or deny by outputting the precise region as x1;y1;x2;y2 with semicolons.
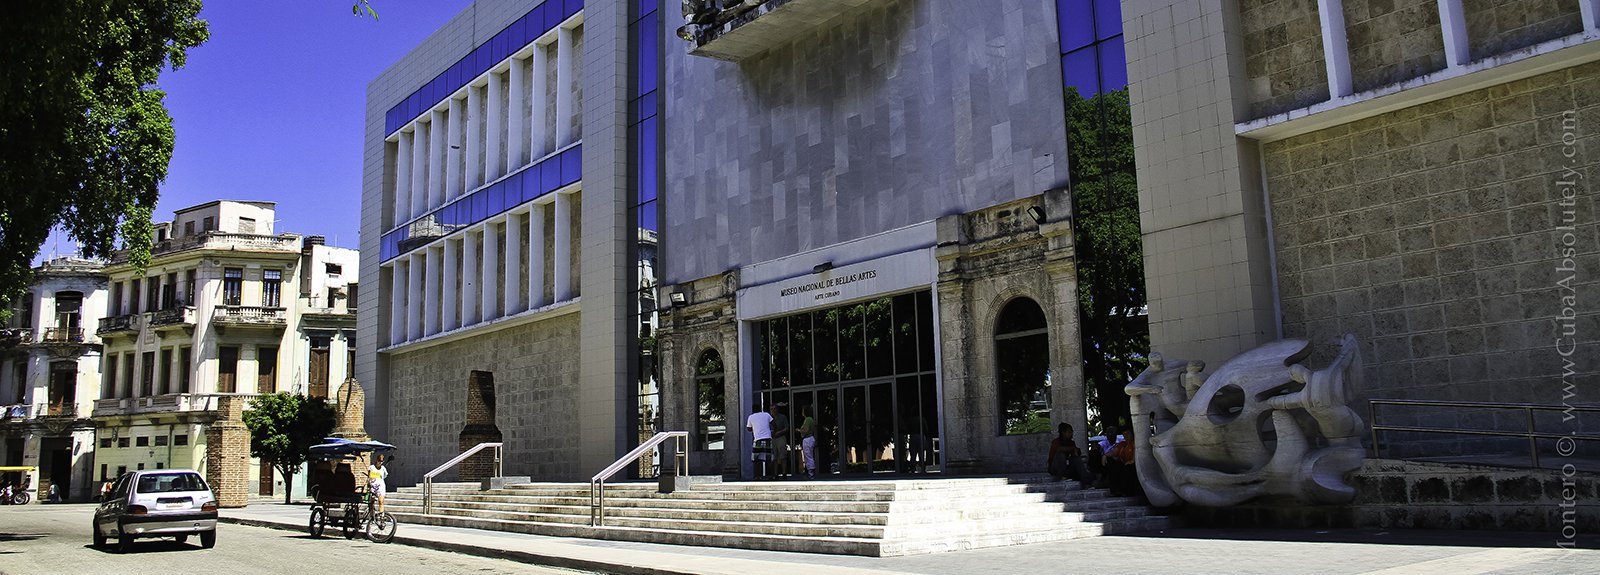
386;476;1169;556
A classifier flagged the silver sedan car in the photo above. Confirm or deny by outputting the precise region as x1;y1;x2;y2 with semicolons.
93;470;218;552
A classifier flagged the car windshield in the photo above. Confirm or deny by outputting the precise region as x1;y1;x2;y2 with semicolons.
135;473;209;494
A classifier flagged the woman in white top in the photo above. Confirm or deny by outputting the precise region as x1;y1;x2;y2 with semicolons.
368;455;389;513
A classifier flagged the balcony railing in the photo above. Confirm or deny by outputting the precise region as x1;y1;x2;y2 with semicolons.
41;327;85;343
41;403;77;418
2;404;29;420
150;306;197;328
0;328;32;344
92;393;263;417
97;315;136;334
213;306;287;326
109;232;300;264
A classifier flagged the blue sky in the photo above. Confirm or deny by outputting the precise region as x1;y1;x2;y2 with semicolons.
40;1;472;261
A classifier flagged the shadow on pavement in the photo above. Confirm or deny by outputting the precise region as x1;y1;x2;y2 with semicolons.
82;540;208;555
1127;527;1599;549
0;532;45;542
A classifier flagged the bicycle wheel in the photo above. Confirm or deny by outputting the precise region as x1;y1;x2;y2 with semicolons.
308;508;327;538
365;512;397;544
13;492;29;505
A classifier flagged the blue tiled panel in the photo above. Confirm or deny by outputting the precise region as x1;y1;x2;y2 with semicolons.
380;145;582;262
385;0;586;136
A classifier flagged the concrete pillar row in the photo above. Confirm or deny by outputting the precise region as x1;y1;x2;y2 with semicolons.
389;263;406;346
429;109;448;210
553;192;572;302
486;72;505;182
505;212;524;315
528;203;547;309
409;120;429;220
555;27;575;148
466;86;483;190
407;253;424;342
463;230;481;325
423;246;442;336
481;222;501;321
508;57;527;170
530;43;550;159
446;97;464;201
394;131;412;224
442;239;459;331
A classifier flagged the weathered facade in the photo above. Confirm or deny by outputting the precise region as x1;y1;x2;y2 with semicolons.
0;258;108;502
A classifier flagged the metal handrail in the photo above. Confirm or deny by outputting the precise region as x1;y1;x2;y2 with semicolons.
422;442;503;514
590;431;688;526
1369;399;1600;468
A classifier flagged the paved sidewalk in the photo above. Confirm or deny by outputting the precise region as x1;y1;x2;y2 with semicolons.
220;503;1598;575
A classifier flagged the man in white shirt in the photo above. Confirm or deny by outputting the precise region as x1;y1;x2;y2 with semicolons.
747;401;774;479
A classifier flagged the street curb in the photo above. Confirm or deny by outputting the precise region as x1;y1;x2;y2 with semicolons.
218;515;696;575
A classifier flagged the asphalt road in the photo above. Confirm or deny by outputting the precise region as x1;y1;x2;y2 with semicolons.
0;504;593;575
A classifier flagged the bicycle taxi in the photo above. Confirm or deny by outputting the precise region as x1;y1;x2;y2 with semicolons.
305;437;397;543
0;466;34;505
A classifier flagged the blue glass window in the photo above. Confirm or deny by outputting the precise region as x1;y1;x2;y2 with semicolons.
1093;0;1121;42
1058;0;1095;52
638;200;658;233
1062;47;1099;96
561;146;582;186
1099;36;1127;91
636;12;658;98
636;118;658;203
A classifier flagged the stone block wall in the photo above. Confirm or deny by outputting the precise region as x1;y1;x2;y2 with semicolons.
1265;63;1600;419
1352;459;1599;532
1240;0;1330;119
387;313;582;484
1342;0;1446;94
1463;0;1585;61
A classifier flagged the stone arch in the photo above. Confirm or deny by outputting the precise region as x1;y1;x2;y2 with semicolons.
992;296;1051;435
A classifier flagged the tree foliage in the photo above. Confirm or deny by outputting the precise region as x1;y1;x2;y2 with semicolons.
243;392;337;504
1065;87;1149;434
0;1;207;307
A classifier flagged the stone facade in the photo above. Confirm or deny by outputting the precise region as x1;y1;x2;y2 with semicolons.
1266;63;1600;420
385;312;582;484
1240;0;1329;119
1342;0;1446;93
1463;0;1585;61
934;191;1087;473
662;0;1070;284
659;273;741;477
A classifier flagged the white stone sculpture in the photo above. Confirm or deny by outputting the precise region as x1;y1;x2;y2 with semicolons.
1125;335;1366;507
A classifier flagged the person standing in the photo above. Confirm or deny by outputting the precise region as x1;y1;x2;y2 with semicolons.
797;406;818;479
769;403;790;479
746;401;774;479
368;455;389;512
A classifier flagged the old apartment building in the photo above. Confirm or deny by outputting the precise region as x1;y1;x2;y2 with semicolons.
95;200;358;504
0;257;108;501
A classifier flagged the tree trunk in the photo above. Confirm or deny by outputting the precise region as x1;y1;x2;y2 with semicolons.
279;465;293;505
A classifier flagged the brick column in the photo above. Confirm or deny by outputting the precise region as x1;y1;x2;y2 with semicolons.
204;396;252;508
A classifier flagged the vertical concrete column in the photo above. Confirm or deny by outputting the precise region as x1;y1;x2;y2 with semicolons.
151;348;166;396
429;109;447;210
508;57;527;170
410;121;429;219
394;131;412;224
530;43;550;159
1315;0;1353;98
504;212;524;314
442;239;459;331
1437;0;1469;67
481;222;500;320
389;263;406;346
555;26;575;147
528;203;547;309
486;72;505;182
406;253;424;341
169;344;185;394
466;85;483;190
462;230;480;325
424;246;442;336
553;192;572;302
446;97;464;201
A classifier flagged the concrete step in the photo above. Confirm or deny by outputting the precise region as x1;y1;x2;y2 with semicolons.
390;512;885;556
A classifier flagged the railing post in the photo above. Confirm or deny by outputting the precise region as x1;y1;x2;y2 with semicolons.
1368;401;1380;459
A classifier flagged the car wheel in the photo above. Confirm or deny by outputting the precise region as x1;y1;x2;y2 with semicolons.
117;534;135;554
200;530;216;549
92;522;106;547
175;534;188;544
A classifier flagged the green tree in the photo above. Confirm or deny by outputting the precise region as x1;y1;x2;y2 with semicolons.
244;392;337;504
0;2;208;310
1065;87;1148;434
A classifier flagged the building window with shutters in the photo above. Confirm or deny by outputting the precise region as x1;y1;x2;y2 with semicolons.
223;268;243;306
262;269;283;307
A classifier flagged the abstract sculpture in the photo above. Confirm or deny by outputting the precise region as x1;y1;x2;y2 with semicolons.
1125;335;1366;507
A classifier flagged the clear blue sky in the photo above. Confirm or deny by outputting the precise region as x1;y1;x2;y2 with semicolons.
56;1;473;258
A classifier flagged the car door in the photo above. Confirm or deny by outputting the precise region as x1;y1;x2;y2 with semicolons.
97;475;129;533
